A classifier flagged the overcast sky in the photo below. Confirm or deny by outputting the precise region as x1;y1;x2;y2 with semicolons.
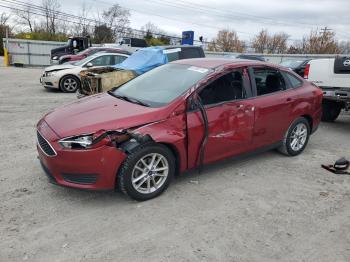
1;0;350;42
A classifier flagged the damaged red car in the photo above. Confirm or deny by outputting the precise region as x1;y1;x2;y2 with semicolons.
37;58;323;201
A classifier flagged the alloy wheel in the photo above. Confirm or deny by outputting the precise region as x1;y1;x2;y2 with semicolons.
131;153;169;194
63;78;78;92
289;123;308;151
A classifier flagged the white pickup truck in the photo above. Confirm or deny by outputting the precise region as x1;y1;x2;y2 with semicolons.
305;56;350;122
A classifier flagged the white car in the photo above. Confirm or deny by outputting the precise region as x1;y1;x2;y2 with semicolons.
40;52;129;93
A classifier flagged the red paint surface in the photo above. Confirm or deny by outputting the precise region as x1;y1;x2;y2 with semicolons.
37;58;323;190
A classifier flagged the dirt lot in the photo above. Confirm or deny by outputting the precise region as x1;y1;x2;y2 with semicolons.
0;66;350;262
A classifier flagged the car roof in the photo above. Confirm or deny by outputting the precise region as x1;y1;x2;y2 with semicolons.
91;52;129;57
172;58;272;69
157;45;203;50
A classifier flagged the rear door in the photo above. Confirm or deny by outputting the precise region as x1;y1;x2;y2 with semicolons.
186;68;255;168
248;66;297;147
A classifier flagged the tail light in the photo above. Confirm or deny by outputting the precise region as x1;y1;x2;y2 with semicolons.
304;63;310;79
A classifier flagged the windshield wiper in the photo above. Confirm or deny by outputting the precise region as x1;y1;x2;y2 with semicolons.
107;91;150;107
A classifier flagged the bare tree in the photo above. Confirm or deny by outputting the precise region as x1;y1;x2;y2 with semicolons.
252;29;269;53
42;0;61;36
339;41;350;54
73;1;92;36
299;29;340;54
13;2;36;32
253;30;289;54
102;4;130;40
208;30;245;52
0;12;11;55
267;32;289;54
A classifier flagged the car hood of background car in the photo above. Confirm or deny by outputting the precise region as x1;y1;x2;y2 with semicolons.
43;93;168;138
45;64;77;72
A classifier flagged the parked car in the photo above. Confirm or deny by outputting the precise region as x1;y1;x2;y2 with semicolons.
236;54;265;61
304;57;350;122
58;47;130;64
40;52;129;93
37;58;322;201
78;45;206;96
51;36;91;64
280;59;310;77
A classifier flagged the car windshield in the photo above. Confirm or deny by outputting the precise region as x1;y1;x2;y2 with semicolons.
110;63;212;107
280;60;304;68
73;55;98;66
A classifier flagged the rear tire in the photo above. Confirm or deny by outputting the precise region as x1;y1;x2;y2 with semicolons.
278;117;310;156
321;101;342;122
117;144;175;201
59;75;80;93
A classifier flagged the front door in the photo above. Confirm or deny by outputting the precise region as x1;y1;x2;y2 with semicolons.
186;68;255;169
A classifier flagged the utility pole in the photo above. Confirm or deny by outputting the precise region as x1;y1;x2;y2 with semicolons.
319;26;332;51
320;26;332;35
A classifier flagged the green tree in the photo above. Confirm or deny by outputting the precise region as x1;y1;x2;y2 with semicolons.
93;24;114;44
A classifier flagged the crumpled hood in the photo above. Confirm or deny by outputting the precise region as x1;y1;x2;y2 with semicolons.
43;93;166;138
45;64;76;72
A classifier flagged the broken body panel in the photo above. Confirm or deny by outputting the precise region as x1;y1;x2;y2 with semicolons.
37;59;323;191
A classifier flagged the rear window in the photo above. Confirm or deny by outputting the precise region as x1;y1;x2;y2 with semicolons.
180;48;202;59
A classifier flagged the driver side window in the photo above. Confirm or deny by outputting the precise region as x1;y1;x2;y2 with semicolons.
199;69;246;106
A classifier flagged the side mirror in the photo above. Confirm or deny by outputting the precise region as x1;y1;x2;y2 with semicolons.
85;62;93;68
73;40;77;48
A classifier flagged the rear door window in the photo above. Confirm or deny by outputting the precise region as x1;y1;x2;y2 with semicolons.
112;55;127;65
283;72;303;88
252;68;286;96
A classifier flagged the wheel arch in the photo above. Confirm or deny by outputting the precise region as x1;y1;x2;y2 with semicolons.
300;114;313;133
158;142;181;176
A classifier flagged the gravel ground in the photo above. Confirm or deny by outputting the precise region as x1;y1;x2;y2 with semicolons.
0;66;350;262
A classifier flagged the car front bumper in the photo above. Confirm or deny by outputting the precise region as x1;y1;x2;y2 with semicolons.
37;122;127;190
40;74;60;89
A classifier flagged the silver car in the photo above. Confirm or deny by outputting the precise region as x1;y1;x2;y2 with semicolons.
40;52;129;93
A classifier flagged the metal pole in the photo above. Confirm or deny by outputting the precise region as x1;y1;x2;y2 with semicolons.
6;26;9;47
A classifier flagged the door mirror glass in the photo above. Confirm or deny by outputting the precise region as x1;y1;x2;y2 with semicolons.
72;40;77;48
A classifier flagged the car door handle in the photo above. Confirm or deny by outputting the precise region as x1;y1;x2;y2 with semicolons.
236;104;244;109
286;97;293;102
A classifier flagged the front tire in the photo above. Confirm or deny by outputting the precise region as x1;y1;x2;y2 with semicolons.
117;144;175;201
60;75;80;93
278;117;310;156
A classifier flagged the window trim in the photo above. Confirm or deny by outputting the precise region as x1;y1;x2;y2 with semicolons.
248;66;290;97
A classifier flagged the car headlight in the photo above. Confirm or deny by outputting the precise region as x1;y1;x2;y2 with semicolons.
52;56;58;60
59;134;93;149
46;71;58;77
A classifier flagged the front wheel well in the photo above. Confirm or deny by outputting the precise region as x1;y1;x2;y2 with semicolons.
301;115;313;133
159;143;181;176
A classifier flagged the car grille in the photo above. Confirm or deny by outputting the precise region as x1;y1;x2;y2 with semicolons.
37;131;57;156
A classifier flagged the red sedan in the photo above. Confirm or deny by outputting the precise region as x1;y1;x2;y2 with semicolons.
37;58;323;200
58;47;130;64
